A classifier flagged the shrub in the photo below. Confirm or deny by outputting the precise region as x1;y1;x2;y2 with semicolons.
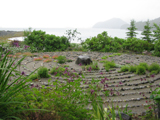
103;60;116;72
67;59;73;62
148;63;160;73
62;64;69;68
101;56;108;59
150;70;159;75
136;66;146;75
84;61;100;71
29;73;39;80
129;65;137;73
50;67;65;75
119;65;130;72
139;62;149;70
81;31;123;52
38;67;51;78
24;29;70;52
57;56;66;64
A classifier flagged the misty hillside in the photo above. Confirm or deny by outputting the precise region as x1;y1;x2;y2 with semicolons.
93;18;128;29
121;17;160;31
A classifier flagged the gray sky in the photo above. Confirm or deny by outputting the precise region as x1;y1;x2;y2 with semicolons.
0;0;160;28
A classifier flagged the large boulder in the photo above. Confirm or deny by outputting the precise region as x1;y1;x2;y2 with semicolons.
75;55;92;65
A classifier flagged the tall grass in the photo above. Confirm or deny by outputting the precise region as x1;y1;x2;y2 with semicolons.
0;49;39;119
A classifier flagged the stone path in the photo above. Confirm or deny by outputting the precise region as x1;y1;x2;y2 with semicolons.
10;51;160;116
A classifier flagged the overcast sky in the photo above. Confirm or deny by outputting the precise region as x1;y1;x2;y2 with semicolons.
0;0;160;28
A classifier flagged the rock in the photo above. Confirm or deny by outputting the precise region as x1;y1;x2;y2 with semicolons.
75;55;92;65
115;111;132;120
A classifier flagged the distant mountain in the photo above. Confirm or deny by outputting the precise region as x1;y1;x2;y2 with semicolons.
121;17;160;31
93;18;128;29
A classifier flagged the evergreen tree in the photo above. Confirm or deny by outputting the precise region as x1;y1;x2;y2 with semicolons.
153;23;160;41
126;20;138;38
141;20;153;43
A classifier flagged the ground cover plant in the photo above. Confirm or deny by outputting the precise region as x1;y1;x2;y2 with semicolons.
43;58;52;63
23;52;33;57
50;66;79;78
118;62;160;75
57;55;66;64
103;60;116;72
81;61;100;71
34;57;43;61
38;66;51;78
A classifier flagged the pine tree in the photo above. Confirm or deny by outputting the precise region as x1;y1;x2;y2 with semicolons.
141;20;153;43
153;23;160;41
126;20;138;38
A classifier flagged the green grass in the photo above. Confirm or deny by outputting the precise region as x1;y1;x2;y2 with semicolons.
136;65;146;75
103;60;116;72
129;65;137;73
148;63;160;74
101;56;108;59
119;65;130;72
38;66;51;78
139;62;149;70
29;73;39;80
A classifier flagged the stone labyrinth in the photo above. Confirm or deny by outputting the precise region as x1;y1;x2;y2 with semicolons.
11;51;160;115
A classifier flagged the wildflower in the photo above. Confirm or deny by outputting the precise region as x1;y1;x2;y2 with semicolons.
21;71;25;75
91;89;94;94
119;82;122;84
31;84;34;88
54;72;57;75
101;79;105;84
110;91;114;95
149;106;152;109
151;74;155;78
105;78;108;80
84;81;87;84
12;62;15;66
79;63;82;66
105;83;108;88
100;72;103;75
146;101;147;103
24;45;30;50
